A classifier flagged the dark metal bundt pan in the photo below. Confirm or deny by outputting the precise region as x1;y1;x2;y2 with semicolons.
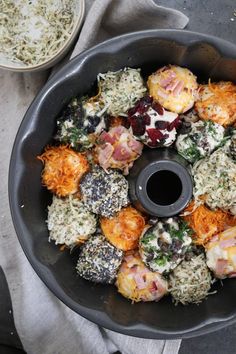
9;30;236;339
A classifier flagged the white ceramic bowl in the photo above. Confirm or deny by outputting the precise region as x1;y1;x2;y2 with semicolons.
0;0;85;72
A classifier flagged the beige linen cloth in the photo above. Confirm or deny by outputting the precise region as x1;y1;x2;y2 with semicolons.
0;1;188;353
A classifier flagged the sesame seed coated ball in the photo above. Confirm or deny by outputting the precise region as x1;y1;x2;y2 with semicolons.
80;166;129;218
76;234;123;284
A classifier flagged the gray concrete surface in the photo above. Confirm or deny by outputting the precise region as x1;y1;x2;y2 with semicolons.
157;0;236;43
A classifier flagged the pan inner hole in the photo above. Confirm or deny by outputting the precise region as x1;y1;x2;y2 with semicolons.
146;170;182;206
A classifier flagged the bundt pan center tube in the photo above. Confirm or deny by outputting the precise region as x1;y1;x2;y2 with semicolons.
128;148;193;217
8;30;236;339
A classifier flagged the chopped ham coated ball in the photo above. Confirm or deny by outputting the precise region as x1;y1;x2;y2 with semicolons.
206;226;236;279
116;250;168;302
96;126;143;175
147;65;198;114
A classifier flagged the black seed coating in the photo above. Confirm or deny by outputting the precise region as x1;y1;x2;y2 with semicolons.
76;234;123;283
80;166;129;217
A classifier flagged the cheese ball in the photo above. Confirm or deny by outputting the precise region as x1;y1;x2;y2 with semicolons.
47;196;97;247
38;145;89;197
195;81;236;127
97;126;143;175
206;226;236;279
56;97;107;150
176;120;225;163
76;234;123;284
139;218;192;274
80;166;129;218
169;254;212;305
192;144;236;213
98;67;147;116
147;65;198;114
183;202;236;246
128;96;180;147
229;130;236;160
101;206;146;251
116;250;168;302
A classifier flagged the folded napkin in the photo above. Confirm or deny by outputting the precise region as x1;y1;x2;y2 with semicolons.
0;1;188;353
72;0;188;56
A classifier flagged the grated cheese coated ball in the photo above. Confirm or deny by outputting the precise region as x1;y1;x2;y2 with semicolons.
169;254;212;305
47;195;97;247
76;234;123;284
116;250;168;302
98;67;147;116
80;166;129;218
101;206;146;251
195;81;236;127
192;144;236;213
147;65;198;114
38;145;89;197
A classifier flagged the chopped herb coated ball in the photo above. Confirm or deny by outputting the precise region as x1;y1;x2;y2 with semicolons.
56;97;107;150
139;218;193;274
169;254;212;305
176;120;225;163
80;166;129;217
76;234;123;284
47;195;97;247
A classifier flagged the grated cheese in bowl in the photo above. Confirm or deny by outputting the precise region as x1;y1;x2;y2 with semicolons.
0;0;80;68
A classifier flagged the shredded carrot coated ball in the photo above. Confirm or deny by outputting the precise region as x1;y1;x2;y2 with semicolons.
195;81;236;127
101;206;146;251
37;145;89;197
183;202;236;245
